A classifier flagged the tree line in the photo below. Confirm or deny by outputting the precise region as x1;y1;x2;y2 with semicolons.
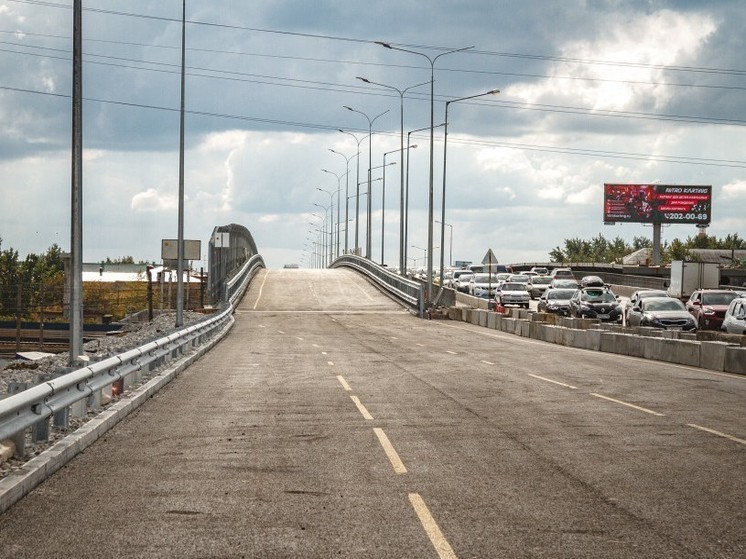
549;233;746;265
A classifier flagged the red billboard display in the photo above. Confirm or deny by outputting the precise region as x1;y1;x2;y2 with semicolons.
603;184;711;224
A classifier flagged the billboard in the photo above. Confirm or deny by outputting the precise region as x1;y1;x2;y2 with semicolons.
603;184;711;224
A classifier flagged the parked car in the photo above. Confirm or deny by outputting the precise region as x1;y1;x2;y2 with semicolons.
627;297;697;331
442;269;455;288
495;281;530;308
550;278;579;290
468;273;500;298
451;270;474;292
686;289;739;330
721;296;746;334
527;275;553;299
579;275;605;288
569;287;622;322
624;289;670;322
507;274;531;287
537;288;576;315
550;268;575;280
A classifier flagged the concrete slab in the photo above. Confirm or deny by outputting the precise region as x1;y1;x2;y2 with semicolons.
699;341;733;372
724;347;746;375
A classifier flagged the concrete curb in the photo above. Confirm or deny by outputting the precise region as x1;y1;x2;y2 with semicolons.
0;317;235;515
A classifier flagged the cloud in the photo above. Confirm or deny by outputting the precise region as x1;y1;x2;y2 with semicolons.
131;188;178;212
720;181;746;199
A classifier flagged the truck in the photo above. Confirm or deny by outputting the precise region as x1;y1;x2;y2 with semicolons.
667;261;720;300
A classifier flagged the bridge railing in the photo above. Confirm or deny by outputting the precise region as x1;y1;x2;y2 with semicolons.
0;252;263;459
331;255;424;314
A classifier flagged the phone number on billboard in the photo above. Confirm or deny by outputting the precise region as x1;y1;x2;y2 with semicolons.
663;213;709;222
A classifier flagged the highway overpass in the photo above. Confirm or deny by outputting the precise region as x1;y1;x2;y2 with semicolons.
0;267;744;558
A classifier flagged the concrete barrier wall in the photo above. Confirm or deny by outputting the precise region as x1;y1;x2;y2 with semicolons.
451;306;745;374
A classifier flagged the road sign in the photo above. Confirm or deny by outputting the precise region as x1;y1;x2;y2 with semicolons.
481;249;497;265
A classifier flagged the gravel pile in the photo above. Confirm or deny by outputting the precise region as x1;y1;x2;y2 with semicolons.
0;311;207;477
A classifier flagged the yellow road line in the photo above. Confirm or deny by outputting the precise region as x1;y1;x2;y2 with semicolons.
350;395;374;420
373;428;407;474
408;493;457;559
337;376;352;391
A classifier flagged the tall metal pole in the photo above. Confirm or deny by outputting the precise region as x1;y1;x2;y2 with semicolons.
69;0;83;365
440;89;499;286
377;43;472;306
176;0;186;327
338;130;364;255
329;149;357;255
343;107;389;260
322;169;342;259
356;78;428;273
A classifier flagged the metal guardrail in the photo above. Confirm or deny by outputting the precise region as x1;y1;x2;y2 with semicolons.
332;255;424;314
0;253;264;457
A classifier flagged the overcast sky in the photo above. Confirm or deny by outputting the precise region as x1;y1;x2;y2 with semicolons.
1;0;745;270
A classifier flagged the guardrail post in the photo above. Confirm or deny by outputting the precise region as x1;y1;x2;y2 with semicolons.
32;418;50;443
70;398;86;418
53;408;69;430
10;431;25;458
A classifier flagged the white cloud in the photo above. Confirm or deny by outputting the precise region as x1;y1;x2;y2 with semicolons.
510;9;717;112
131;188;178;212
721;181;746;199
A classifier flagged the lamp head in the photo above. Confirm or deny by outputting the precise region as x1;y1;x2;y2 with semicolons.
375;41;392;49
356;76;371;83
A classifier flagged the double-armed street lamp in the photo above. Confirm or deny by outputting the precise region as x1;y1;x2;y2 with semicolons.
321;169;344;259
356;77;429;272
316;186;336;260
439;88;500;286
343;106;390;260
337;130;367;255
377;42;473;307
328;148;359;254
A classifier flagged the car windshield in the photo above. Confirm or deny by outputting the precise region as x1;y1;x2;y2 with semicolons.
645;299;686;311
702;292;738;305
532;277;552;285
474;273;499;282
501;283;525;291
496;273;511;281
580;290;616;302
547;289;575;300
510;275;529;282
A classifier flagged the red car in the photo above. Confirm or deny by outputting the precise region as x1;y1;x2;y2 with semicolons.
685;289;739;330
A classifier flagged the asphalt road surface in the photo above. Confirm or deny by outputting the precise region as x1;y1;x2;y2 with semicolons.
0;268;744;558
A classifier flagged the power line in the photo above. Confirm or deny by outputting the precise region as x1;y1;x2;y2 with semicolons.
3;83;746;169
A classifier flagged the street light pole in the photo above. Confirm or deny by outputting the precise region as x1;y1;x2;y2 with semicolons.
329;149;358;254
337;130;365;255
440;88;499;286
343;106;389;260
320;171;342;259
435;220;453;267
377;42;473;307
356;77;429;273
405;124;444;277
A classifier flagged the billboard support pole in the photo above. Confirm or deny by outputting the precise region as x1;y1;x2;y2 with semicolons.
652;222;662;266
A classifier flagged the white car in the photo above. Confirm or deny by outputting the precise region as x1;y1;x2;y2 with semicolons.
468;273;501;298
495;281;530;308
722;297;746;334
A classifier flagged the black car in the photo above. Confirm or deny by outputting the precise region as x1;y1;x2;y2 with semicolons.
569;287;622;322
